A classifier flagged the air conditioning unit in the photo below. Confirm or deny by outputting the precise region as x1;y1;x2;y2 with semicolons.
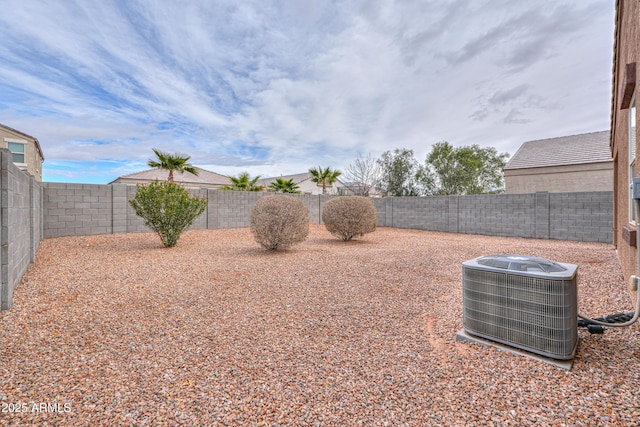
461;254;578;360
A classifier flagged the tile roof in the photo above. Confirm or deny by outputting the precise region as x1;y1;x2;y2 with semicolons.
112;166;231;186
504;130;612;170
258;172;347;188
257;172;314;186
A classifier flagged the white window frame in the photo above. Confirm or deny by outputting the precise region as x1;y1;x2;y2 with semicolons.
630;97;637;224
4;138;27;166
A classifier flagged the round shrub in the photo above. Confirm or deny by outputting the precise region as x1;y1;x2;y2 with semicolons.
322;196;377;241
250;195;310;250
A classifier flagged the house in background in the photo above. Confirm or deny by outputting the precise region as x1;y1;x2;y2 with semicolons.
338;181;383;197
111;166;231;189
610;0;639;282
0;123;45;181
503;131;613;194
258;172;345;195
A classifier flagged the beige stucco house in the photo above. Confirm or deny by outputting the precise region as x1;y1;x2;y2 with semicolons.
111;166;231;189
0;123;45;181
503;131;613;194
258;172;345;195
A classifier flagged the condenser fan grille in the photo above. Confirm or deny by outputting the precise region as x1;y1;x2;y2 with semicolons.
462;255;578;360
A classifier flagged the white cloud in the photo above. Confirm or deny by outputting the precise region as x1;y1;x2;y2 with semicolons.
0;0;615;183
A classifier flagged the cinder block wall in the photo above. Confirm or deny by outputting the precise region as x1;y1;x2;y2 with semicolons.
458;193;536;238
42;183;113;238
2;166;615;312
210;190;263;229
120;184;210;233
124;184;146;233
0;149;42;310
299;193;329;224
29;175;43;262
43;183;213;237
206;192;330;229
372;192;612;243
549;192;614;243
388;196;451;232
39;185;615;243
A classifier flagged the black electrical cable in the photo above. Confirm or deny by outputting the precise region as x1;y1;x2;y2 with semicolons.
578;311;635;327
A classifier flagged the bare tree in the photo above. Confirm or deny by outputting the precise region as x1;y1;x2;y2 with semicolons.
342;152;382;196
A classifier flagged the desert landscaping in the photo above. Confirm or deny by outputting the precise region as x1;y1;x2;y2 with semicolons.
1;226;639;425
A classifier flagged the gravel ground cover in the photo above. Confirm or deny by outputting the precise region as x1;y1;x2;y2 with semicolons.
1;226;639;426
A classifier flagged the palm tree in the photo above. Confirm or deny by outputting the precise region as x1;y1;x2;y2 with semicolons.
147;148;198;182
268;177;300;194
221;172;264;191
308;166;342;194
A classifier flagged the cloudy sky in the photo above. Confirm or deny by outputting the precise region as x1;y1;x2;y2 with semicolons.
0;0;614;184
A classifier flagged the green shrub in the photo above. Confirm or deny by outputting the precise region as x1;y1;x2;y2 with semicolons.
250;195;309;250
129;180;207;247
322;196;377;241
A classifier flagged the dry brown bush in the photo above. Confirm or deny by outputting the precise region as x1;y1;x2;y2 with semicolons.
322;196;377;241
250;195;310;250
